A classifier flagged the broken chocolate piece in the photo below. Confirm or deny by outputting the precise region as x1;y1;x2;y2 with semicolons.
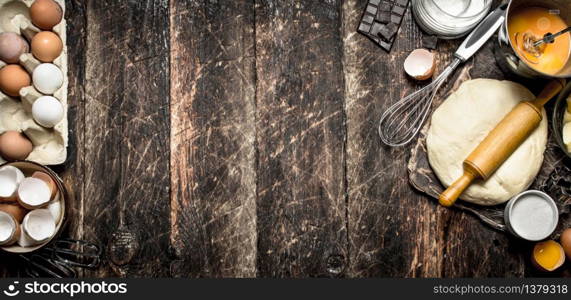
422;34;438;50
378;22;398;41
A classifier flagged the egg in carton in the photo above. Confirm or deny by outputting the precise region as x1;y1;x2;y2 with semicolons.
0;0;67;165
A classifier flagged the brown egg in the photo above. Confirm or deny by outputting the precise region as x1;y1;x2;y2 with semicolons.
0;131;33;161
0;65;31;97
0;33;29;64
31;31;63;62
30;0;63;30
561;228;571;259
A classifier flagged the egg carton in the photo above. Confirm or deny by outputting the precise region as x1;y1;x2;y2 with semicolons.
0;0;67;165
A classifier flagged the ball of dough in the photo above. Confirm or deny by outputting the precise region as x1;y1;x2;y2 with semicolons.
427;79;547;206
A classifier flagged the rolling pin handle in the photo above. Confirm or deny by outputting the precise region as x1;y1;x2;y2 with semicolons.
438;171;476;207
531;79;566;108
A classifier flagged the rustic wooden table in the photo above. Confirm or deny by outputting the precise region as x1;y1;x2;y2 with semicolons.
1;0;569;278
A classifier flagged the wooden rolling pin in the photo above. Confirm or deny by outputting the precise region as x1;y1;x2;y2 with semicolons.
439;79;566;207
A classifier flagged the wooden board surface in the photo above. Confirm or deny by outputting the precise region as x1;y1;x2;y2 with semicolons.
1;0;569;278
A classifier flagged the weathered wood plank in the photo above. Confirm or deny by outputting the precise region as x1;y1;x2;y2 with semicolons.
255;0;348;277
169;0;257;277
59;0;88;277
77;0;172;277
342;0;444;277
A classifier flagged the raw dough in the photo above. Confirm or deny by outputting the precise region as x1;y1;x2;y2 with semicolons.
427;79;548;206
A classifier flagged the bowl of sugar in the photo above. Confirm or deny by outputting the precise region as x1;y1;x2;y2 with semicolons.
504;190;559;241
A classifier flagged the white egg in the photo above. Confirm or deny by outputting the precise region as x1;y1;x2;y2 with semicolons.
32;96;64;128
33;63;63;94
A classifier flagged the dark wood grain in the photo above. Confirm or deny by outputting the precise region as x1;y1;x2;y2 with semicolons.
60;0;88;277
73;0;172;277
342;0;446;277
2;0;568;278
169;0;257;277
254;0;348;277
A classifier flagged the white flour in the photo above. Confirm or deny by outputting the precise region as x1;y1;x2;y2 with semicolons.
510;194;556;241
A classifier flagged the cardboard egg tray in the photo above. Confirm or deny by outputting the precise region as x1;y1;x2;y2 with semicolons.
0;0;67;165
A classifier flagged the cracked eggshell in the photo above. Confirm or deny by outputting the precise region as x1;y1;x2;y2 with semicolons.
0;210;19;246
17;177;51;209
47;198;60;221
21;209;55;245
1;161;66;253
404;48;436;80
32;171;56;199
0;165;24;201
0;202;27;223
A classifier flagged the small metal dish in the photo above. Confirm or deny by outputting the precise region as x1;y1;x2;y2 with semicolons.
504;190;559;241
551;82;571;158
0;161;67;254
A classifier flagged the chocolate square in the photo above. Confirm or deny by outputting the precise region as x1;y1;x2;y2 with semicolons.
379;40;393;51
370;0;381;5
379;1;392;12
377;22;398;41
377;10;391;24
363;14;375;24
366;4;377;15
370;21;384;37
358;22;372;33
392;5;406;16
396;0;409;7
390;14;402;24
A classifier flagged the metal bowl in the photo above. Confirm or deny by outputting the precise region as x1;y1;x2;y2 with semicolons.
0;161;67;253
551;82;571;158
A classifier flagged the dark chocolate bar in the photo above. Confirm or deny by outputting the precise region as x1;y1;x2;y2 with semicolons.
357;0;410;52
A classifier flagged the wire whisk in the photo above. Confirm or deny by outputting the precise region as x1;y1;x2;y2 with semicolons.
378;58;461;147
20;239;101;278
